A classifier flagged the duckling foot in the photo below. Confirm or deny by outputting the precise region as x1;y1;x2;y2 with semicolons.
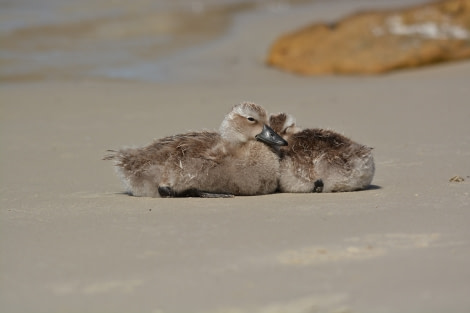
158;186;234;198
158;186;177;198
179;189;234;198
312;179;324;193
199;192;234;198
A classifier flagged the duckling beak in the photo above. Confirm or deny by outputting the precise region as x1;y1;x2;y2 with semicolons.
255;124;288;146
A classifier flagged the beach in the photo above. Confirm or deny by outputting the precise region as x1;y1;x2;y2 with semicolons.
1;0;470;312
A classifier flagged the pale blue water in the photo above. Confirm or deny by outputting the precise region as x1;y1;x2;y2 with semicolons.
0;0;318;83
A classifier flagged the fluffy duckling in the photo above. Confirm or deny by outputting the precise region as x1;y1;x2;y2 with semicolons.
269;113;375;193
104;102;287;198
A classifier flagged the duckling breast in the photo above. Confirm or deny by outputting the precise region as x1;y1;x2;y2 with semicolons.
222;141;281;195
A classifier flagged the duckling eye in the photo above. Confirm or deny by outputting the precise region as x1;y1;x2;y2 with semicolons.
247;117;256;122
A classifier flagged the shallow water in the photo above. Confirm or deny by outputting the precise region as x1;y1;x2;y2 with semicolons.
0;0;317;83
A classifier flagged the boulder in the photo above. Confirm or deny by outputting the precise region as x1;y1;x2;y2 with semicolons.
267;0;470;75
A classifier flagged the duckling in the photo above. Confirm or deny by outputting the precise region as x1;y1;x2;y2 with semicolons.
104;102;287;198
269;113;374;193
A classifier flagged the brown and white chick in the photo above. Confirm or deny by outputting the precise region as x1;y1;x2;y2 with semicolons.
104;102;287;197
269;113;374;193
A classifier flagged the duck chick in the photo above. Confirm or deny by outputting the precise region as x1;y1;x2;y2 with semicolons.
269;113;375;193
104;102;287;198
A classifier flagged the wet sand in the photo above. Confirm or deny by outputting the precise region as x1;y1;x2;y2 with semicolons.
1;0;470;312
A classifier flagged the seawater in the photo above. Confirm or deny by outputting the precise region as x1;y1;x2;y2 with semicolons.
0;0;316;83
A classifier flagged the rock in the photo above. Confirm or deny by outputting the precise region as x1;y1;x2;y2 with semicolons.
267;0;470;75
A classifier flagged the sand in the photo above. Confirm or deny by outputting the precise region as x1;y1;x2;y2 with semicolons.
1;1;470;312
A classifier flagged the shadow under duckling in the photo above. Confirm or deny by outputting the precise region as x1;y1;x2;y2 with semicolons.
104;102;287;198
269;113;375;193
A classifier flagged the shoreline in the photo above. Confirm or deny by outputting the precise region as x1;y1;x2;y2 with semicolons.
1;0;432;84
0;0;318;84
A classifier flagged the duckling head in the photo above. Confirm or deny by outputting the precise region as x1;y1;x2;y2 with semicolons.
269;112;302;141
220;102;287;146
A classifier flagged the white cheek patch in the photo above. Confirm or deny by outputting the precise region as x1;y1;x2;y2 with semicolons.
284;114;297;130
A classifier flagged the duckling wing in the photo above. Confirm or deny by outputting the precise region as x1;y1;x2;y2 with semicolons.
104;131;222;174
160;131;224;162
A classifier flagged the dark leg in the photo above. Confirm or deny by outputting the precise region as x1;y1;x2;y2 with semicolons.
158;186;177;198
198;192;234;198
179;188;234;198
312;179;324;193
158;186;234;198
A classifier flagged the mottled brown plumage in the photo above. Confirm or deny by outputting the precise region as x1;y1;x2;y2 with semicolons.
104;102;287;197
270;113;375;193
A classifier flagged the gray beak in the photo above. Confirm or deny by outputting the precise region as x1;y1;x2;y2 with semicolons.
255;124;288;146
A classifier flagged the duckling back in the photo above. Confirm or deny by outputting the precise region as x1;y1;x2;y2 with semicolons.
104;131;221;197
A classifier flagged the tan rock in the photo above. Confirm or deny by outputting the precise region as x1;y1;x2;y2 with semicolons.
267;0;470;75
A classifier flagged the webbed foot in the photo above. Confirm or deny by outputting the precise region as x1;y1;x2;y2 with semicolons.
158;186;176;198
158;186;234;198
312;179;324;193
180;189;234;198
199;192;234;198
